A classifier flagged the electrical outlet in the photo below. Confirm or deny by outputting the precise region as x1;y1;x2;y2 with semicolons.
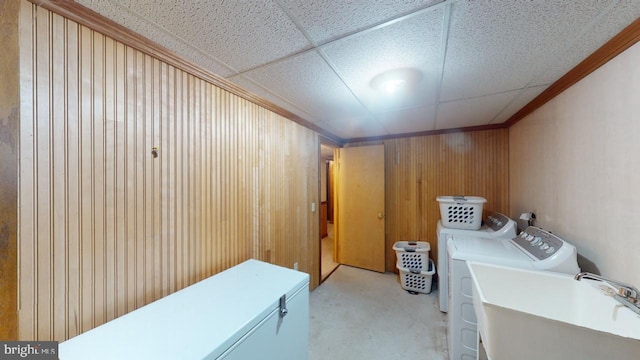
293;262;298;270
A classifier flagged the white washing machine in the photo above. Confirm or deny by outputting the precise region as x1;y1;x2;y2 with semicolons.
437;212;517;312
446;226;580;360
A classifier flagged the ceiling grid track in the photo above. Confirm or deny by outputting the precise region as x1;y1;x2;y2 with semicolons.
270;0;460;137
432;2;453;131
235;0;452;78
108;0;239;75
273;0;391;135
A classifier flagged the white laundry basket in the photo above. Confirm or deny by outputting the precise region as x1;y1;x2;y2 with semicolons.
393;241;430;270
398;259;435;294
436;196;486;230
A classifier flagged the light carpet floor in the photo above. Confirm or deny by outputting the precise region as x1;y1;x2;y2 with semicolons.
309;265;448;360
321;224;339;281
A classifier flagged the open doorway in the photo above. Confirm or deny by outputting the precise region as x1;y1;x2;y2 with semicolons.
320;142;339;282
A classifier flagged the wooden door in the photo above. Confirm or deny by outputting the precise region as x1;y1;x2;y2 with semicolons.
336;145;385;272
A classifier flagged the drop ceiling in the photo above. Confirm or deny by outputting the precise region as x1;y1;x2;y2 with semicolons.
76;0;640;142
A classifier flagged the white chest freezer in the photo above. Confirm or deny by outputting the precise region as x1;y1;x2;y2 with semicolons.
59;259;310;360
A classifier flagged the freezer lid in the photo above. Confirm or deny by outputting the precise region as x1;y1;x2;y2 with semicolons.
60;259;310;360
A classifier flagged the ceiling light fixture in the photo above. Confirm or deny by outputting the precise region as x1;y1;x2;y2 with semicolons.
382;79;406;93
370;68;422;95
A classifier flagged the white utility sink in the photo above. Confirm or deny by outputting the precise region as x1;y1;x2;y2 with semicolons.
468;261;640;360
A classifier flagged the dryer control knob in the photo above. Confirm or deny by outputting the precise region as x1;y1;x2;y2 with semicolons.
546;247;555;254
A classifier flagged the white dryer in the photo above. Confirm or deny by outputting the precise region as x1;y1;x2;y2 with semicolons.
437;212;517;312
446;226;580;360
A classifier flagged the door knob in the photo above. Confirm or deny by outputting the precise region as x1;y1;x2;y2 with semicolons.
378;213;384;219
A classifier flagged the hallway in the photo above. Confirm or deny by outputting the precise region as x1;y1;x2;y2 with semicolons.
321;223;339;281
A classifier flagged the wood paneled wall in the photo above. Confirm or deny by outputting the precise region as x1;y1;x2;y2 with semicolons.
0;0;20;341
17;2;319;341
347;129;509;271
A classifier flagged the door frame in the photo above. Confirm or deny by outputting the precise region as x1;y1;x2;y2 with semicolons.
318;137;341;283
335;144;386;273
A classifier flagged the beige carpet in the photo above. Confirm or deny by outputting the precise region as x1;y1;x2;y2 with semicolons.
309;265;448;360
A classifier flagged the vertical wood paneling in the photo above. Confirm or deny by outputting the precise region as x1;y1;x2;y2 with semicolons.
103;33;116;326
35;6;52;340
64;14;80;339
123;45;136;315
92;28;106;331
18;2;319;341
18;0;36;338
51;10;67;340
113;40;126;319
347;129;509;271
1;0;21;341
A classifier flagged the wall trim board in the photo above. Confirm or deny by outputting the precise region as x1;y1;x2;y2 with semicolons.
505;16;640;127
318;135;342;149
344;122;507;145
31;0;343;145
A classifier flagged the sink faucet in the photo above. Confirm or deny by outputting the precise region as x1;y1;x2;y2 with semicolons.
575;272;640;315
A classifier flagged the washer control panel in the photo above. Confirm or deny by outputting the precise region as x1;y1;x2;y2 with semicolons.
486;212;510;231
511;226;563;260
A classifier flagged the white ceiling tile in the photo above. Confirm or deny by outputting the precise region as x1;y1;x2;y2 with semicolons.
77;0;236;76
323;115;390;139
441;1;610;102
314;119;349;139
279;0;443;43
436;90;520;130
233;74;358;136
228;75;319;120
227;75;349;138
105;0;312;73
492;85;548;124
533;0;640;87
241;50;370;126
376;106;437;135
323;8;443;114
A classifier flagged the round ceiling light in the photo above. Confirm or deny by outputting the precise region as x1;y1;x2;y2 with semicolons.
381;79;406;93
370;68;423;94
